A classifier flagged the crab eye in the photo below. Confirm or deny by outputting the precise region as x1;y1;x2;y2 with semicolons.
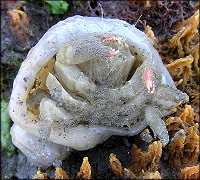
145;68;156;94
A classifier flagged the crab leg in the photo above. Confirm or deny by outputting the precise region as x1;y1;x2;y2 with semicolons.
55;60;96;96
145;105;169;146
38;98;75;154
46;73;88;113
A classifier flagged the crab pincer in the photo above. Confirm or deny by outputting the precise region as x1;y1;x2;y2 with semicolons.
145;68;156;94
102;35;120;57
106;47;119;57
102;35;119;43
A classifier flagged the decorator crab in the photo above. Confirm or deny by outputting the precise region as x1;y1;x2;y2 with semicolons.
9;16;189;167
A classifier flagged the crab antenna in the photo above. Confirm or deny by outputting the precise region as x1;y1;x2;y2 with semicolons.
134;15;142;27
98;2;104;34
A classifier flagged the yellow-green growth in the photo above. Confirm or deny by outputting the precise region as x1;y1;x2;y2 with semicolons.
1;99;16;155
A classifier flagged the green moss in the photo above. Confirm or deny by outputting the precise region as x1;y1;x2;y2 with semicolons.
44;0;69;14
1;99;16;155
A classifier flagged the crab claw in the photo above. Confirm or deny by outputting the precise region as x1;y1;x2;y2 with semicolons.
106;47;119;57
102;35;121;57
102;35;119;43
145;68;156;94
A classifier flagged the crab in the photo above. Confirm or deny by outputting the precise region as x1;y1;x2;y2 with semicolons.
37;33;188;152
8;16;189;167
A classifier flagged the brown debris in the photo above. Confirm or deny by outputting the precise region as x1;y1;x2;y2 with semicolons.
32;171;52;179
148;11;199;116
168;10;199;58
129;141;162;176
180;104;196;125
180;164;199;179
55;167;69;179
168;129;186;170
32;157;91;179
165;11;199;82
145;25;158;46
166;105;199;171
157;10;199;65
4;1;29;42
184;124;199;165
154;9;199;124
125;1;198;37
7;9;29;42
165;55;193;89
166;105;197;131
109;153;124;178
76;157;92;179
8;9;28;27
190;43;199;75
142;171;161;179
165;117;184;132
109;153;137;179
109;141;163;179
